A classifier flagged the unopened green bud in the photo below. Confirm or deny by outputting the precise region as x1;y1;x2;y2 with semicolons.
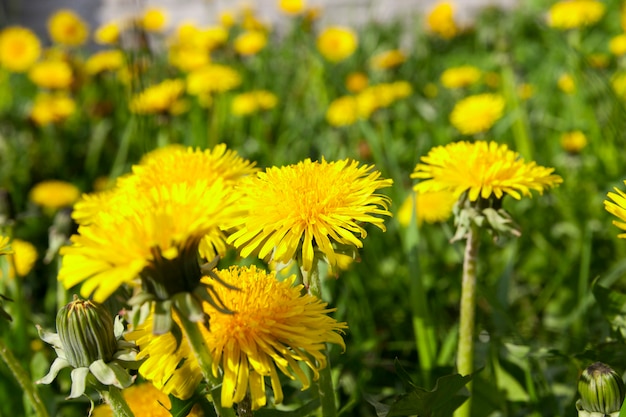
577;362;625;415
56;296;117;368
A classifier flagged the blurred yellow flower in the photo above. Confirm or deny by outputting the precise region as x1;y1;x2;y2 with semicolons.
141;7;168;32
612;72;626;99
29;60;73;89
440;65;481;89
391;80;413;98
241;6;269;31
605;181;626;238
397;190;456;227
0;236;11;256
587;53;609;68
231;90;278;116
317;26;358;62
234;31;267;56
0;239;37;280
548;0;605;30
423;82;439;98
346;71;369;93
449;93;505;135
30;93;76;126
29;179;80;209
370;49;406;70
426;2;459;39
186;64;241;95
279;0;306;15
483;71;501;88
326;95;359;126
219;10;236;28
48;9;89;46
517;83;535;100
94;21;121;45
0;26;41;72
85;50;124;75
558;73;576;94
168;46;210;72
560;130;587;153
610;34;626;56
130;79;186;115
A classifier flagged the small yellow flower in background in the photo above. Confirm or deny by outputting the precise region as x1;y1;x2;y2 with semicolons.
412;141;563;201
85;50;124;75
370;49;406;70
397;190;457;227
30;93;77;125
279;0;306;15
140;7;168;32
168;46;211;72
91;383;203;417
28;60;73;89
483;71;501;88
426;1;459;39
587;53;609;68
29;180;80;209
391;80;413;98
0;26;41;72
423;82;439;98
517;83;535;100
449;93;505;135
346;71;369;93
229;158;392;272
560;130;588;153
172;24;227;51
558;73;576;94
326;95;359;126
231;90;278;116
440;65;481;89
241;6;270;31
127;265;347;409
548;0;605;30
610;34;626;56
94;21;121;45
317;26;358;62
129;79;186;115
48;9;89;47
219;10;236;28
0;239;37;280
612;72;626;99
234;30;268;56
186;64;241;96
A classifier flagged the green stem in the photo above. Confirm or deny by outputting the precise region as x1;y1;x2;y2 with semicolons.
454;223;480;417
177;311;236;417
100;386;134;417
0;338;49;417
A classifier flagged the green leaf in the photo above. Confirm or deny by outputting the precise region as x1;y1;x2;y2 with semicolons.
254;399;321;417
592;281;626;337
393;358;418;391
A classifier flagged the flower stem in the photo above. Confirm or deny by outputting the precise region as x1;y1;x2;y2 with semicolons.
0;338;49;417
100;386;134;417
454;223;480;417
176;311;236;417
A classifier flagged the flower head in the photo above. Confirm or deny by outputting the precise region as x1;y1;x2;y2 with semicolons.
397;190;457;227
610;34;626;56
85;50;125;75
30;92;76;126
370;49;406;70
412;141;563;201
346;72;368;93
234;31;267;56
0;239;37;280
548;0;605;30
317;26;358;62
426;2;459;39
94;21;121;45
186;64;241;96
29;60;73;89
127;265;347;409
450;93;505;135
558;73;576;94
129;79;186;115
232;90;278;116
604;181;626;238
440;65;481;89
29;180;80;209
560;131;587;154
140;8;168;32
279;0;306;15
228;158;392;272
326;95;359;126
0;236;11;256
48;9;89;46
577;362;625;415
0;26;41;72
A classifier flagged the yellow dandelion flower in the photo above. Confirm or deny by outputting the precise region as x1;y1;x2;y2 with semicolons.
326;95;359;126
220;11;236;28
168;45;210;72
548;0;605;30
234;31;267;56
279;0;306;15
92;383;203;417
440;65;481;89
426;2;459;39
30;92;76;126
610;34;626;56
317;26;358;63
0;26;41;73
228;159;392;272
48;9;89;47
346;71;368;93
605;182;626;238
94;21;121;45
0;236;11;256
391;80;413;98
127;265;347;409
29;180;80;209
483;71;501;88
560;130;587;154
613;72;626;99
130;79;186;115
412;141;563;201
587;53;609;68
517;83;535;100
241;7;269;32
186;64;241;96
231;90;278;116
423;82;439;98
449;93;505;135
59;145;254;302
558;73;576;94
85;50;124;75
0;239;37;280
141;7;168;32
370;49;406;70
29;60;73;89
398;190;457;226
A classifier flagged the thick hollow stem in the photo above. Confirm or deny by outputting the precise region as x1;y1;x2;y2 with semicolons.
101;386;134;417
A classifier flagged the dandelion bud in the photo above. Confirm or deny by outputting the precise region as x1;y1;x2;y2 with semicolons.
56;296;117;368
577;362;625;416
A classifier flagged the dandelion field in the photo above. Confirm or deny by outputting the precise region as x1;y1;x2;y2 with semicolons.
3;0;626;416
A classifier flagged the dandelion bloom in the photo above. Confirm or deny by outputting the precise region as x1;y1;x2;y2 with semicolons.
426;2;459;39
370;49;406;70
558;73;576;94
94;21;121;45
0;26;41;72
129;79;186;115
548;0;605;30
140;7;168;32
228;159;392;271
412;141;563;201
517;83;535;100
440;65;481;89
186;64;241;96
588;53;609;69
279;0;306;15
610;34;626;56
326;95;359;126
29;180;80;209
30;93;76;126
85;50;125;75
560;131;587;154
127;265;347;409
397;190;457;227
317;26;358;62
231;90;278;116
28;60;73;89
449;93;505;135
234;31;267;56
605;183;626;238
48;10;89;47
0;236;11;256
612;72;626;99
0;239;37;280
346;71;368;93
